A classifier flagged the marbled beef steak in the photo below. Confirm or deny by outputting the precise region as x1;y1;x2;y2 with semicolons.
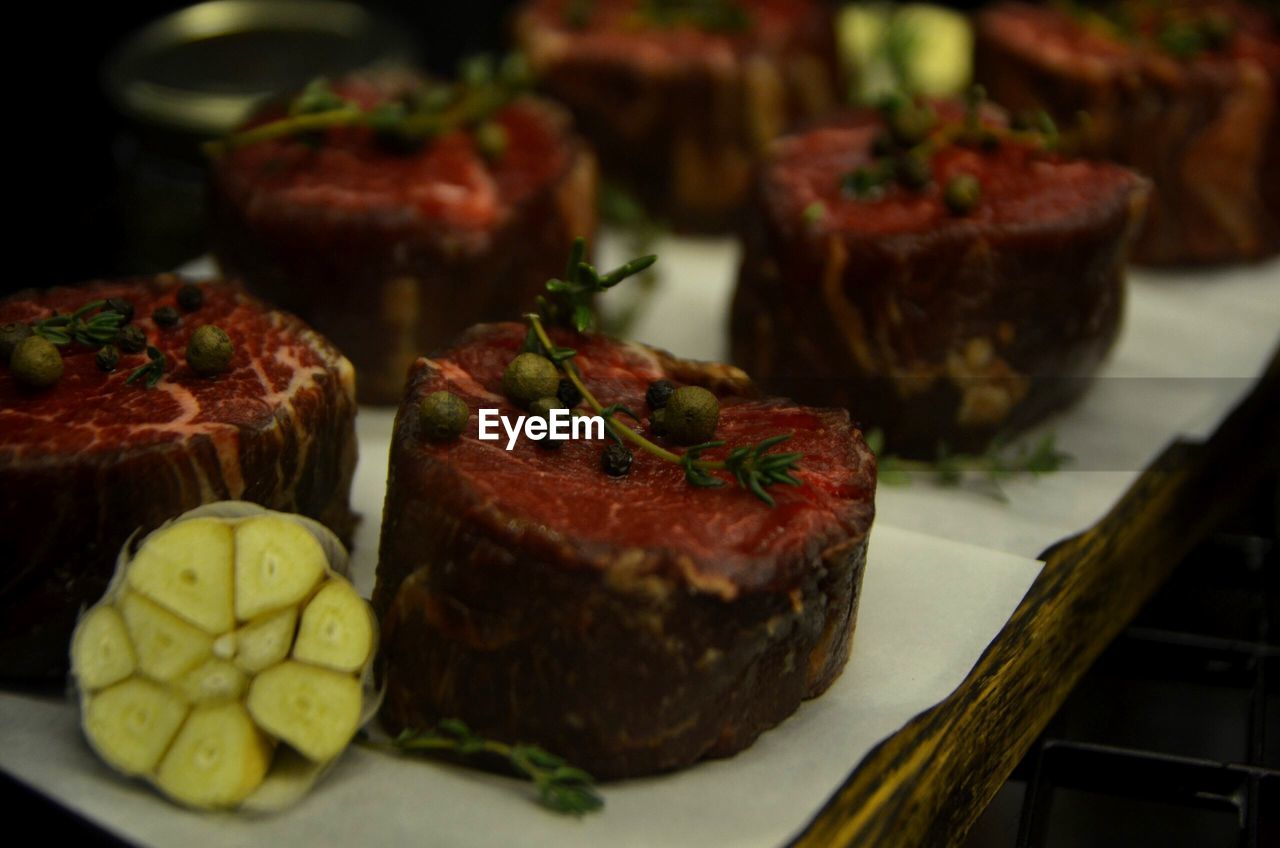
208;71;597;404
375;322;875;778
0;277;356;679
516;0;840;231
976;1;1280;265
732;100;1150;456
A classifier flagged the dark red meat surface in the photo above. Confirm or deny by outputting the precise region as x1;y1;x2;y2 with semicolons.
976;1;1280;265
732;100;1150;456
209;73;597;403
516;0;840;230
375;322;875;777
0;277;357;678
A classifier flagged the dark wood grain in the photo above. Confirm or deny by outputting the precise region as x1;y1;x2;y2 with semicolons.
793;344;1280;847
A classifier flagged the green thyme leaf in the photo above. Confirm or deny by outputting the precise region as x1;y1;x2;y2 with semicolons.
378;724;604;816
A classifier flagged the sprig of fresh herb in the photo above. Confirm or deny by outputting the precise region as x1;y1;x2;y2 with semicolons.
32;300;125;348
866;428;1071;501
536;237;657;332
204;54;533;157
525;310;802;506
598;182;666;337
375;721;603;815
125;346;166;389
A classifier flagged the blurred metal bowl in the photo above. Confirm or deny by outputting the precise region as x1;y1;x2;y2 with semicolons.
104;0;418;136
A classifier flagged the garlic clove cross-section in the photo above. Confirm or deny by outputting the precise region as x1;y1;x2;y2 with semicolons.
69;502;379;811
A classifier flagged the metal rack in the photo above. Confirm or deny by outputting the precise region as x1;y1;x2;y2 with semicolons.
966;477;1279;848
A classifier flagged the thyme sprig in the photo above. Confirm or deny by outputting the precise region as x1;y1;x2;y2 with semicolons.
125;346;166;389
536;237;657;332
32;301;124;348
376;721;603;815
524;311;802;505
204;54;533;157
866;429;1071;502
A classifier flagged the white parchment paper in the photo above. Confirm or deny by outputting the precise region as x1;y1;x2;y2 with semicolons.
0;524;1039;848
0;238;1274;846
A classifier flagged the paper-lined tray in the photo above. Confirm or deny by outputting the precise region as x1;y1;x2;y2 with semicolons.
0;237;1275;846
0;524;1040;848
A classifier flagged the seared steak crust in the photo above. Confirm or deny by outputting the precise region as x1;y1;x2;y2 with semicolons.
0;277;357;679
976;1;1280;265
208;75;597;404
375;323;875;778
731;104;1150;457
515;0;840;231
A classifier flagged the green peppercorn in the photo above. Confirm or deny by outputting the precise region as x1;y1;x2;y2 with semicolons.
0;322;33;363
503;352;560;407
944;174;982;215
888;103;937;148
474;121;508;161
176;284;204;312
528;396;568;449
896;152;932;190
153;306;180;328
646;379;675;409
663;386;720;445
10;336;63;389
105;298;134;324
96;345;120;373
601;443;633;477
117;325;147;353
556;377;582;408
187;325;234;376
418;391;469;441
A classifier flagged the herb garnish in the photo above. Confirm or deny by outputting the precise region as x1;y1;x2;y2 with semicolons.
866;428;1071;502
32;300;125;348
125;346;166;389
523;239;803;506
373;721;603;815
204;54;533;157
835;86;1060;213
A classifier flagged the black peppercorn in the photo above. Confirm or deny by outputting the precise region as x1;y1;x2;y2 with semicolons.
104;298;134;324
95;345;120;373
176;284;204;313
601;444;633;477
646;379;675;410
556;377;583;408
153;306;180;328
117;325;147;353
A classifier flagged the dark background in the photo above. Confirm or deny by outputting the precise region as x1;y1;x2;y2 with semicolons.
14;0;986;290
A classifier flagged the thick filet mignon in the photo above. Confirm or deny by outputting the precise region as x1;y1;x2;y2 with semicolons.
0;277;357;679
375;322;875;779
731;99;1150;457
515;0;841;231
208;72;598;404
976;1;1280;265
